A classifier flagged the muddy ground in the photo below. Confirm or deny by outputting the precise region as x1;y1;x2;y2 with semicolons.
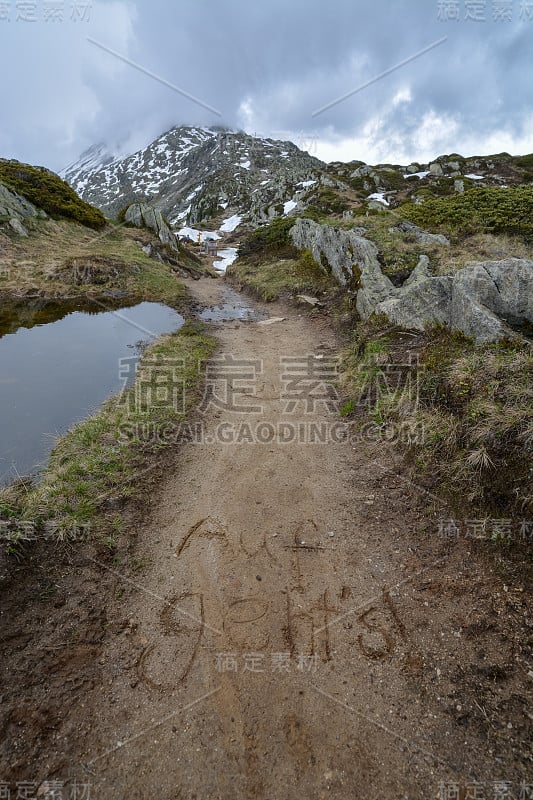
0;277;531;800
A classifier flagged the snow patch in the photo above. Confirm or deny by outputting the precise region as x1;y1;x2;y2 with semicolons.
367;192;390;206
213;247;238;273
173;206;191;222
178;226;221;242
283;200;297;215
219;214;242;233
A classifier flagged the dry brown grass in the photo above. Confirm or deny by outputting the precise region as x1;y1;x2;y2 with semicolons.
0;218;199;305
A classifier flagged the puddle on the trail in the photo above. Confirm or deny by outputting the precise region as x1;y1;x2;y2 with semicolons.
198;287;267;323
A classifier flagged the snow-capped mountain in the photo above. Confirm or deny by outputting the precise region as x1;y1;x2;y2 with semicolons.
61;126;326;227
61;142;118;186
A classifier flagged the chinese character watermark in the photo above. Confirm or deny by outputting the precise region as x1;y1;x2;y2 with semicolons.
438;0;533;19
438;780;532;800
215;652;319;674
437;518;532;542
0;780;92;799
0;0;91;21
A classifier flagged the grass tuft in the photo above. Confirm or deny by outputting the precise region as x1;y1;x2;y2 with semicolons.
342;318;533;518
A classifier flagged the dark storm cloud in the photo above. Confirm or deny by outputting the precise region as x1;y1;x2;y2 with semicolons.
0;0;531;169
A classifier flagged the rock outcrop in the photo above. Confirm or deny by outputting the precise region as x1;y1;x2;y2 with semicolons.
429;162;444;176
372;256;453;330
289;217;377;287
0;181;47;236
450;259;533;341
394;220;450;247
366;255;533;343
289;218;533;342
123;203;178;251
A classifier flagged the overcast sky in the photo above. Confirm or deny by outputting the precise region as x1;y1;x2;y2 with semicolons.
1;0;532;171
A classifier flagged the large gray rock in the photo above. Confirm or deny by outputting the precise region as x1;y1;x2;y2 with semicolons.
8;217;28;237
361;253;533;343
350;165;373;178
124;202;178;251
376;256;452;329
450;259;533;341
395;220;450;247
290;218;533;342
429;162;444;176
289;217;388;290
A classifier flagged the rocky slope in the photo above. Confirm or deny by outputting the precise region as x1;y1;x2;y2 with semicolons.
61;126;533;340
325;151;533;210
61;126;326;227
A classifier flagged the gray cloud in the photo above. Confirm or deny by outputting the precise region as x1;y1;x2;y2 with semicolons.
0;0;531;170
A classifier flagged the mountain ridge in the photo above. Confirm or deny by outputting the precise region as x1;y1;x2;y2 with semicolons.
61;125;533;234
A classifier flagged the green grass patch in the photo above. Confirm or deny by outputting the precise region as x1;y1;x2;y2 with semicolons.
306;188;350;217
237;217;298;262
228;248;335;302
514;153;533;171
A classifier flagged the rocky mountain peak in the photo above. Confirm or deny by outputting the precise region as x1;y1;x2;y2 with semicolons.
60;125;326;228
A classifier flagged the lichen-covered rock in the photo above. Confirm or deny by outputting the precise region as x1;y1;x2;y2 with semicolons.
376;256;453;329
290;218;533;342
429;162;444;176
124;203;178;251
8;217;29;236
351;165;373;178
362;253;533;343
289;217;385;289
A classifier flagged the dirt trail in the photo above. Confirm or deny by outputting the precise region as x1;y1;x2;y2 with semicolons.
9;278;529;800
